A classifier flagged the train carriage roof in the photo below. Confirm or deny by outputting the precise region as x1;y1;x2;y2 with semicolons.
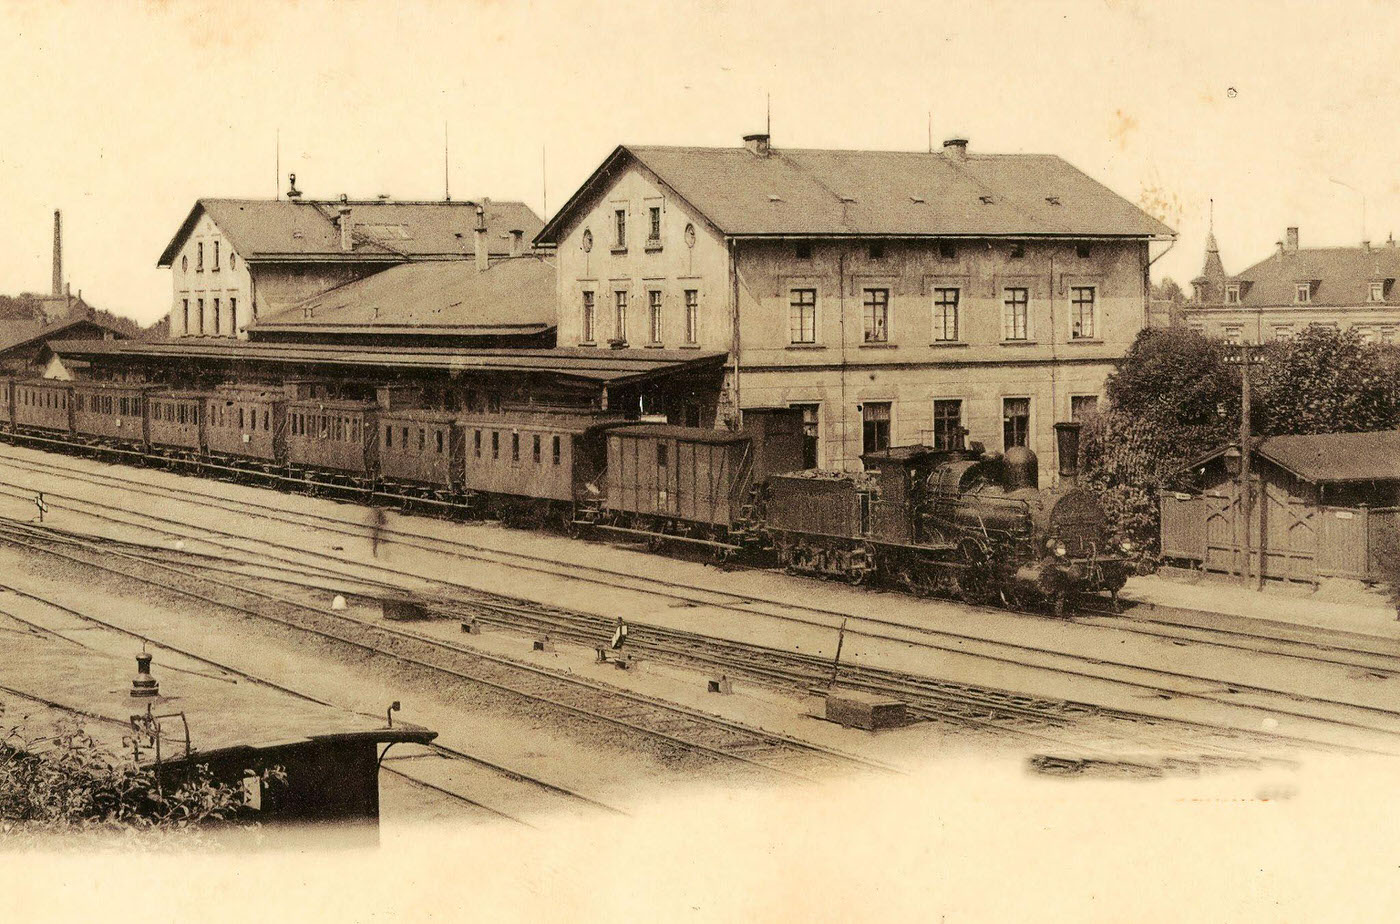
609;424;749;444
458;411;627;434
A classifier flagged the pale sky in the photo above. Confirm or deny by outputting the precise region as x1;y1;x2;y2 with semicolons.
1;0;1395;325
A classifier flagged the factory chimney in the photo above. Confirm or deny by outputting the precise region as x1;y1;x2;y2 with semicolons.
52;210;62;297
474;206;488;271
337;194;353;252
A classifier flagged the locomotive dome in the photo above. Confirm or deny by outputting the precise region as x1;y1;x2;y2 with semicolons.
1002;446;1039;491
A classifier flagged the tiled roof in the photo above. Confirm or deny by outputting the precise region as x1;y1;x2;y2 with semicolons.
48;339;728;386
537;144;1174;243
1225;245;1400;307
250;254;556;336
158;198;544;266
0;316;129;355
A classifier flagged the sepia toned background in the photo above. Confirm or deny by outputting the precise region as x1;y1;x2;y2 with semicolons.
4;0;1399;919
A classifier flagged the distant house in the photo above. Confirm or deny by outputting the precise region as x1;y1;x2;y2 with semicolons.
0;313;129;375
156;194;545;340
1161;430;1400;586
1185;226;1400;344
247;253;556;349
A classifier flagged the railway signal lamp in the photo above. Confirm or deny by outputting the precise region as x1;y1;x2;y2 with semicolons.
1223;446;1242;477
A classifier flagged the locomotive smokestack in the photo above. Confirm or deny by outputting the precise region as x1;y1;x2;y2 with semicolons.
1054;421;1082;486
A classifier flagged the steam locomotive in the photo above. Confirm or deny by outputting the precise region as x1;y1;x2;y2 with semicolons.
0;376;1130;614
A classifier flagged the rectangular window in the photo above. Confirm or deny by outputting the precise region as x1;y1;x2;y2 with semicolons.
1003;398;1030;450
792;403;820;469
511;432;520;463
614;209;627;249
197;299;204;335
402;426;409;447
1370;282;1385;302
648;206;661;242
789;288;817;344
1070;395;1099;421
1070;286;1095;339
239;408;245;429
197;242;204;272
1223;326;1242;345
385;425;392;448
418;429;425;451
492;431;499;460
684;289;699;344
1225;285;1241;305
615;290;628;343
657;443;668;467
932;399;962;450
213;298;221;334
212;241;220;271
230;297;237;330
182;299;190;334
933;288;959;342
862;288;889;343
1274;326;1294;341
862;402;892;454
436;430;444;453
552;435;561;465
533;434;541;464
582;291;596;343
1002;288;1029;341
474;430;482;458
1295;283;1312;304
649;290;663;344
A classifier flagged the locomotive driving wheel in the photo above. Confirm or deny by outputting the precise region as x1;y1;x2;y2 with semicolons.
956;537;996;605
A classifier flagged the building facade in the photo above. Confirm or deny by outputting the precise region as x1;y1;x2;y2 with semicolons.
1186;226;1400;344
157;193;544;340
537;136;1173;479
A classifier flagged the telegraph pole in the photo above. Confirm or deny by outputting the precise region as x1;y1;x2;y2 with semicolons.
1227;343;1262;589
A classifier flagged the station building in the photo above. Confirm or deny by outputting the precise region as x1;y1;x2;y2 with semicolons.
1185;226;1400;344
156;188;544;340
536;135;1174;477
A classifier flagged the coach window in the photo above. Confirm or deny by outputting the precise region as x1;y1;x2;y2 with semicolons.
533;434;542;464
263;410;269;431
474;429;482;458
239;408;245;429
491;431;500;460
552;435;561;465
418;429;425;451
436;430;444;454
384;425;392;448
511;432;520;463
1003;397;1031;449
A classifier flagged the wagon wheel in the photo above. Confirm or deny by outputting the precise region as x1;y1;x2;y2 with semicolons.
956;537;995;604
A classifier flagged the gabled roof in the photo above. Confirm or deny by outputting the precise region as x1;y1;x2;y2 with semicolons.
1224;244;1400;308
158;198;544;266
249;254;556;336
0;315;129;355
1183;431;1400;484
537;144;1175;244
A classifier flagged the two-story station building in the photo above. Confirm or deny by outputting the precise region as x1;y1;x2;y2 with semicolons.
536;135;1174;476
157;191;543;340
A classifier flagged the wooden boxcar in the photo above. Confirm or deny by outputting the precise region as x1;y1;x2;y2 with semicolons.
287;398;378;477
605;425;754;529
13;380;73;433
460;412;617;504
206;385;287;464
71;382;153;445
148;391;207;454
378;409;464;490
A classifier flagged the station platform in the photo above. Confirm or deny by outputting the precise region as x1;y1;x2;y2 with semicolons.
1121;571;1400;642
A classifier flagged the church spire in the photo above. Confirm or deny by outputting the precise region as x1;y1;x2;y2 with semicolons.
1192;198;1227;303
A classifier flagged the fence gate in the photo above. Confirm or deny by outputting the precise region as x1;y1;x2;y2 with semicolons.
1202;477;1318;584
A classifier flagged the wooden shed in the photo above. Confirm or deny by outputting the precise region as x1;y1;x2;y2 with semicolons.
1161;430;1400;585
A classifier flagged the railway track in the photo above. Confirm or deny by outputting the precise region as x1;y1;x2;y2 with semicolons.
1;448;1398;755
0;574;623;826
0;518;887;784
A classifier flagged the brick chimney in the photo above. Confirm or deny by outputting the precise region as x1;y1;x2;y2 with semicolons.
51;210;62;297
337;194;353;252
743;133;771;156
474;205;488;271
1285;226;1299;252
509;229;523;257
943;137;969;161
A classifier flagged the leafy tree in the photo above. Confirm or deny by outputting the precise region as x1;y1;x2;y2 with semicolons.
1104;327;1239;428
1254;326;1400;435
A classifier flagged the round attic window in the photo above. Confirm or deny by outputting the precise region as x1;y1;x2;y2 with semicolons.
581;228;593;253
684;223;696;248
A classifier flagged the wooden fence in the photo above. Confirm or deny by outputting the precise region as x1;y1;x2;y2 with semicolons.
1160;484;1400;585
